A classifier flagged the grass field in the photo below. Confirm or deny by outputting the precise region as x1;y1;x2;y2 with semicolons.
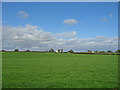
2;52;118;88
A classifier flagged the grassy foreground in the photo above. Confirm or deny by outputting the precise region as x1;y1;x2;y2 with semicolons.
2;52;118;88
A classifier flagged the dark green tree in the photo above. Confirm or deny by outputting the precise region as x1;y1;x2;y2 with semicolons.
68;50;74;53
49;48;54;52
2;50;5;52
107;50;112;53
94;51;98;53
57;49;60;53
61;49;63;53
14;49;19;52
116;49;120;53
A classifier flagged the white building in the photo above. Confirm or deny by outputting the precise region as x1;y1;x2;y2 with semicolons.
56;50;59;53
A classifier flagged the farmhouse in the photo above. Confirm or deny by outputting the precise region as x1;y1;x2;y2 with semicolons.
88;50;95;53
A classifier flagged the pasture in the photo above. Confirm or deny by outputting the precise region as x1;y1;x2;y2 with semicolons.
2;52;118;88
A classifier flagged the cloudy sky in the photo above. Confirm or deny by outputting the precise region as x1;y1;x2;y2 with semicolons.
2;2;118;51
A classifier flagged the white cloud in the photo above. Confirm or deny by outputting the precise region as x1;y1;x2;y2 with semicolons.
54;31;77;39
17;10;28;18
101;14;113;22
109;14;113;18
2;24;118;52
96;36;105;38
101;17;107;22
64;19;78;25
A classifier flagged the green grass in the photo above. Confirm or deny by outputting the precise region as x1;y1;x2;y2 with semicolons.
2;52;118;88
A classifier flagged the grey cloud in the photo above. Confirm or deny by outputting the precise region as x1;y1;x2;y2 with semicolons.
109;14;113;18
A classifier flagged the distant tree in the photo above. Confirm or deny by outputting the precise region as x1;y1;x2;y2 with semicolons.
2;50;5;52
68;50;74;53
99;51;106;55
116;49;120;53
99;51;106;53
57;49;60;53
49;48;54;52
88;50;92;53
94;51;98;53
25;50;30;52
107;50;112;53
45;50;48;52
14;49;19;52
61;49;63;53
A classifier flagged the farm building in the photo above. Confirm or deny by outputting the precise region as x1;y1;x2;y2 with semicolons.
88;50;95;53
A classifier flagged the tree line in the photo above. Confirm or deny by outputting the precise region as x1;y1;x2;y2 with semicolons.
1;48;120;55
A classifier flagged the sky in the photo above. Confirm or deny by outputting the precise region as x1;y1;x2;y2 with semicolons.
1;2;118;52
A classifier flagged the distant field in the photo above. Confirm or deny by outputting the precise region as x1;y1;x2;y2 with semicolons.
2;52;118;88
